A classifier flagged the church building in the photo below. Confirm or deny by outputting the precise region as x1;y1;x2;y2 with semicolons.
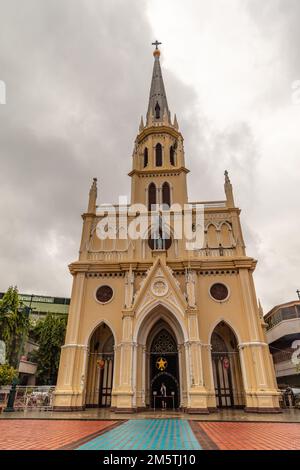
54;44;280;413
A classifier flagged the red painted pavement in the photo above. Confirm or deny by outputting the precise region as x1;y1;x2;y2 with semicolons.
1;419;300;450
198;422;300;450
0;419;117;450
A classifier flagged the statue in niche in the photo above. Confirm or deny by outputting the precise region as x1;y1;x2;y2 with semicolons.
125;265;134;308
185;268;196;308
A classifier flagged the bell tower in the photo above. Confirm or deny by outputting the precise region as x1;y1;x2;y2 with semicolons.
129;42;189;208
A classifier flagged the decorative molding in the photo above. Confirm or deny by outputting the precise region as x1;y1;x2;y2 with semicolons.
151;279;169;297
165;291;181;311
133;257;187;318
200;343;212;350
238;341;268;349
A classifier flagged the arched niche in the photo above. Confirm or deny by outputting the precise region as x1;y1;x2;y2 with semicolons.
211;321;245;409
85;323;115;408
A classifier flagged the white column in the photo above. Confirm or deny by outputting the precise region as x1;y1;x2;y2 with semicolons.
178;343;185;407
141;345;146;406
184;341;192;407
131;342;138;407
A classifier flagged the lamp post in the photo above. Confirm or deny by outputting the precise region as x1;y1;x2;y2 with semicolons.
153;391;157;411
297;290;300;301
171;391;175;411
3;377;19;412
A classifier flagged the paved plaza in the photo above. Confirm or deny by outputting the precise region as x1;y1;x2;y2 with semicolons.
0;416;299;450
1;407;300;422
77;419;201;450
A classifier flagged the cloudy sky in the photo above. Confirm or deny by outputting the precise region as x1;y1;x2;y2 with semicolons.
0;0;299;312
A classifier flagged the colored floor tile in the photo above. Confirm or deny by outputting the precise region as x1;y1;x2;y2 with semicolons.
0;419;118;450
76;419;202;450
1;418;300;450
197;422;300;450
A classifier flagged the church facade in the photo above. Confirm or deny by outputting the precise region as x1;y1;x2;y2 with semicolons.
53;46;280;413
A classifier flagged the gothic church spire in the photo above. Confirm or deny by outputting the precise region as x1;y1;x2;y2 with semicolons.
146;41;171;125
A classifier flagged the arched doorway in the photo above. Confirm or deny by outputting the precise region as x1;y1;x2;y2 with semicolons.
148;323;180;409
85;323;114;408
134;305;188;410
211;322;245;408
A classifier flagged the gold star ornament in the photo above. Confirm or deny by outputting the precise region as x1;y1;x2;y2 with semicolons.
156;357;168;371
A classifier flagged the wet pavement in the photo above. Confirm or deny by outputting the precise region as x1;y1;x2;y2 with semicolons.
1;407;299;422
76;419;201;450
0;418;299;450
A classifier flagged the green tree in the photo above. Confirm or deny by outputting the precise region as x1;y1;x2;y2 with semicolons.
0;364;18;386
0;286;30;367
30;313;67;385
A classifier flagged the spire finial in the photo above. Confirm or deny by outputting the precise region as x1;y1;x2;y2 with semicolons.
173;113;179;130
224;170;230;184
147;41;170;125
258;299;264;319
139;115;144;132
224;170;235;208
152;40;162;57
88;177;97;213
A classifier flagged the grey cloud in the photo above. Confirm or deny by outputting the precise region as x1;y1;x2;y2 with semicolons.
0;0;299;312
0;0;199;296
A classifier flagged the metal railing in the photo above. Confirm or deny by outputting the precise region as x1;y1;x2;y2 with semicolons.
272;350;293;364
0;385;55;411
266;306;300;330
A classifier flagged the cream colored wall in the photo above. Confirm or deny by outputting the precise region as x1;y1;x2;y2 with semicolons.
131;172;188;208
130;126;188;207
54;117;280;412
76;276;124;346
85;206;238;263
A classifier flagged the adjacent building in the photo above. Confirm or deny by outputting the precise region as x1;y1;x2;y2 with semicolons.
0;292;70;385
265;300;300;388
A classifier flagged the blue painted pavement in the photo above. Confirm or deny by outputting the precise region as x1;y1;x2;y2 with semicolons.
76;419;202;450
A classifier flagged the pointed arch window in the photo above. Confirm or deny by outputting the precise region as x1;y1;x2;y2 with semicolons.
151;329;177;353
148;215;172;250
162;182;171;208
155;102;160;119
143;147;148;168
148;183;157;211
170;146;175;166
155;143;163;167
